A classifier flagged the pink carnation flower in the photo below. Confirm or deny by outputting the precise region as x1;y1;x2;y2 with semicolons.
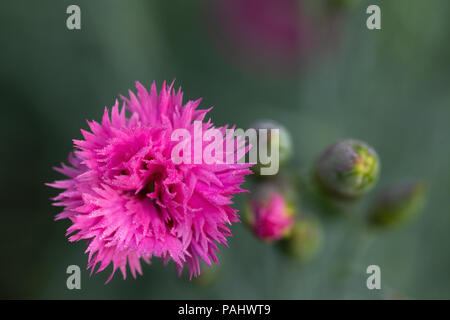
249;192;294;241
48;81;252;282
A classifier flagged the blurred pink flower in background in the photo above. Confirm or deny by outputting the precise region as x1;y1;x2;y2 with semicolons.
206;0;345;76
249;192;295;241
48;81;252;282
207;0;312;75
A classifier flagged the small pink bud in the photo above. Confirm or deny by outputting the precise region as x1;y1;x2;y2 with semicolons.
247;186;295;242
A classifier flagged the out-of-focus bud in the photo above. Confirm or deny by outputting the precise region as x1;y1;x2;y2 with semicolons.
250;120;293;176
280;218;323;262
193;262;220;286
369;181;427;228
315;139;380;199
246;183;295;242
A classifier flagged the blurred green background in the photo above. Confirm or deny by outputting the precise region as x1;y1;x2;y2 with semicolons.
1;0;449;299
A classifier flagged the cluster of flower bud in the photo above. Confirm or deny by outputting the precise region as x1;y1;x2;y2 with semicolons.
246;119;426;263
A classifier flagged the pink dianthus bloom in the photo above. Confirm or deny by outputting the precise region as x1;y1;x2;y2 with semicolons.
48;81;252;282
249;192;294;241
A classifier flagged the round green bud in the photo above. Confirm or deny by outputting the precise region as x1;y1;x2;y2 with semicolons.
369;181;426;228
193;261;220;286
315;139;380;199
250;120;293;176
280;218;323;262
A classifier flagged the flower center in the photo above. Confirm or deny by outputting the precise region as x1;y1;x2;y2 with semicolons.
137;171;162;200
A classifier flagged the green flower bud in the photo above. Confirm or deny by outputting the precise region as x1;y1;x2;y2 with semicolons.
315;139;380;199
369;182;427;227
250;120;293;176
193;261;220;286
280;218;323;262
